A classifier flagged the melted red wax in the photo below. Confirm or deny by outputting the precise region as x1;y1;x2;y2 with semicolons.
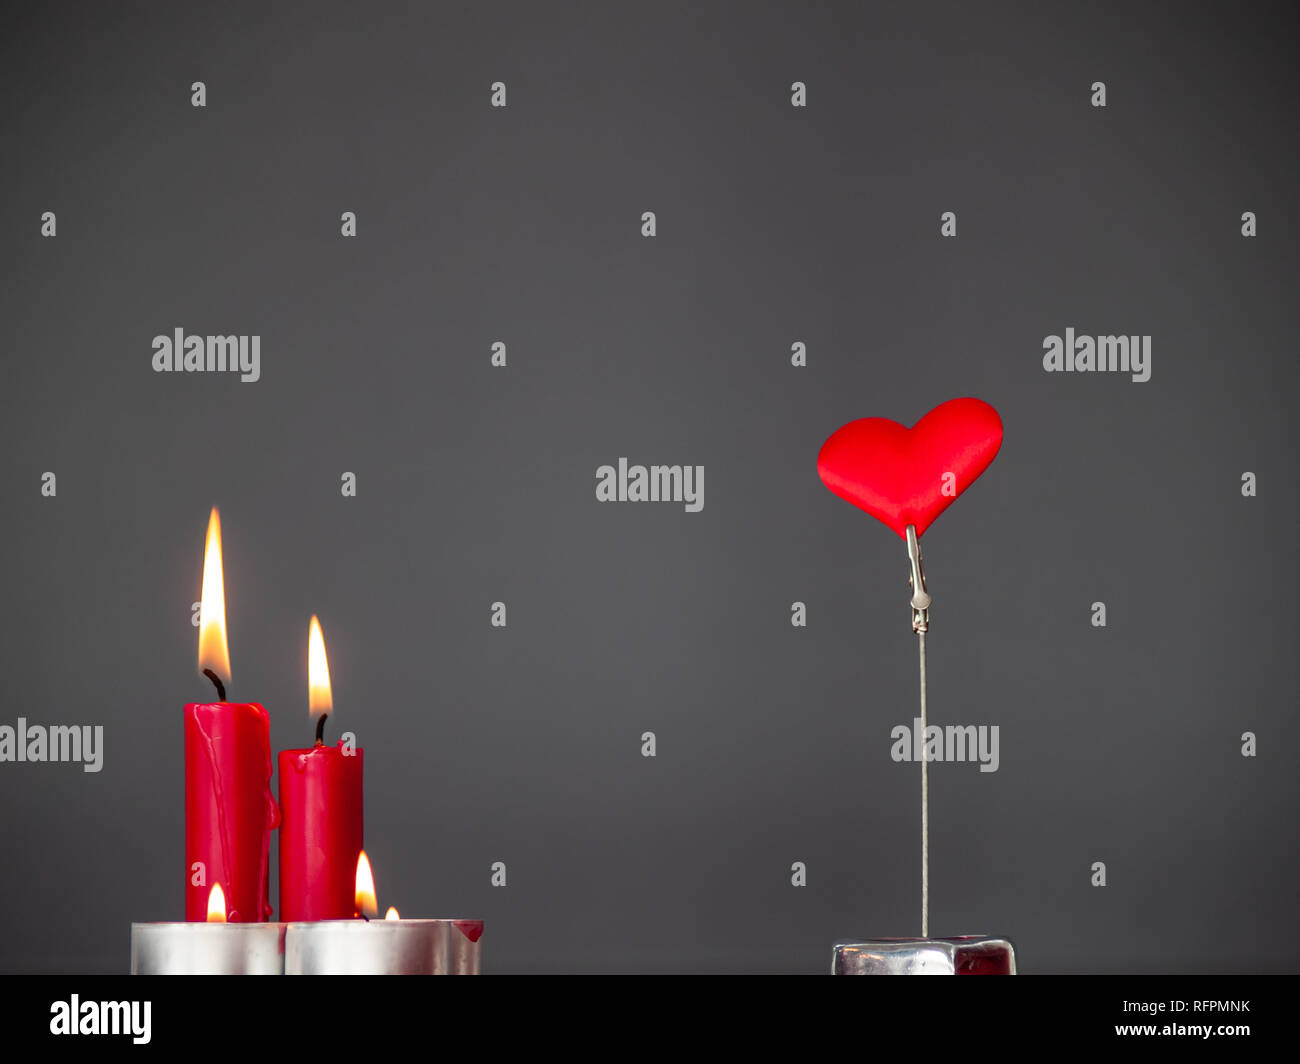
184;702;279;922
454;920;484;943
952;936;1015;975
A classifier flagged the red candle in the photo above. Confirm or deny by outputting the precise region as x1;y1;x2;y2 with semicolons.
278;616;364;921
185;508;279;922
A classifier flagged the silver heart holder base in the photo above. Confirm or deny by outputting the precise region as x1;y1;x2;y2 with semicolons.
832;936;1016;975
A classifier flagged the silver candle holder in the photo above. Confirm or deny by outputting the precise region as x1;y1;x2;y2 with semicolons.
832;936;1016;975
130;922;286;975
285;918;483;975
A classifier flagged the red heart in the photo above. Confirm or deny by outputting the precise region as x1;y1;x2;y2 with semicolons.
817;397;1003;538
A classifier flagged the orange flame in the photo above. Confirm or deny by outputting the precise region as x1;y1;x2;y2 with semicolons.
197;508;231;688
384;906;400;921
355;851;378;918
308;615;332;718
206;883;227;923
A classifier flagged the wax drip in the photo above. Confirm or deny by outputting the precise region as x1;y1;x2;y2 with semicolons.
203;669;226;701
258;707;279;921
315;713;328;747
454;920;484;943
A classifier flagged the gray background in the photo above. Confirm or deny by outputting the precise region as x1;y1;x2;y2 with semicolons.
2;0;1297;973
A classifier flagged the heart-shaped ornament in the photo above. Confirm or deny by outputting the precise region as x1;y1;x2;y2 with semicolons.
817;397;1003;538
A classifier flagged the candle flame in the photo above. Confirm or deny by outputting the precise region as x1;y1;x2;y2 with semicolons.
355;851;378;918
385;906;400;921
207;883;227;923
197;508;231;688
308;615;333;718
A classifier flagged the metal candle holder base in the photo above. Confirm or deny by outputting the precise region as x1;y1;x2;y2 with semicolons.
832;936;1016;975
130;922;286;975
285;919;483;975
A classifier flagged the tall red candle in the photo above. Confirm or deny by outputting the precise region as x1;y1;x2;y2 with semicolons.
278;616;364;921
185;508;279;922
185;701;278;921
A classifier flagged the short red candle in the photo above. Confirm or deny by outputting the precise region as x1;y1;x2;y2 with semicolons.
278;741;364;921
184;701;279;922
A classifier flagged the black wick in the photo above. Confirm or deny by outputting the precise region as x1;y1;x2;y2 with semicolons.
315;713;328;747
202;669;227;701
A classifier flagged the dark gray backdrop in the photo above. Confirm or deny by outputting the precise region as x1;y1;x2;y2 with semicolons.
2;0;1297;973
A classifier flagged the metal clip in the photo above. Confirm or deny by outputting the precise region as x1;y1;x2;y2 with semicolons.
906;524;930;633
